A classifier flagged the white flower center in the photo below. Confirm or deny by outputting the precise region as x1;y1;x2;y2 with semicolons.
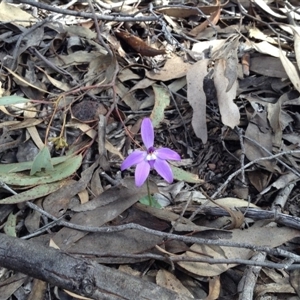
146;152;157;161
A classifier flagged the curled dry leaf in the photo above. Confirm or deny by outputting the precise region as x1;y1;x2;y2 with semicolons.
115;31;166;56
205;276;220;300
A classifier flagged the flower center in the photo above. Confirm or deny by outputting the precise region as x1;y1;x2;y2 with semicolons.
146;147;157;161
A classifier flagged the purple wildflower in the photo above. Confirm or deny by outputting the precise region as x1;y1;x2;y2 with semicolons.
121;118;181;187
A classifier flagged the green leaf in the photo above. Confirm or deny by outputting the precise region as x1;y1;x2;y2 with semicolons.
0;155;82;186
0;155;71;173
0;95;30;106
139;195;162;208
151;84;170;128
0;181;67;204
4;212;17;236
170;165;203;183
30;146;54;175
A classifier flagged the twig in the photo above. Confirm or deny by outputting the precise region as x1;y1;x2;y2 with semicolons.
15;0;159;22
94;0;140;10
237;252;267;300
87;0;112;56
271;183;295;211
243;135;300;178
10;18;49;70
211;150;300;200
25;202;300;262
236;127;246;186
70;250;300;270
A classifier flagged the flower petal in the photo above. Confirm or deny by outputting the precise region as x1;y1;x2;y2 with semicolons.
141;118;154;149
156;148;181;161
135;160;150;186
154;158;173;183
121;150;146;171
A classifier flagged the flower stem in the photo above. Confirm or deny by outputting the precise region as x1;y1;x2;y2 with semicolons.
146;177;152;206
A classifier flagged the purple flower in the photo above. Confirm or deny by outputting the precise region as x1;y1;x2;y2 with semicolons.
121;118;181;187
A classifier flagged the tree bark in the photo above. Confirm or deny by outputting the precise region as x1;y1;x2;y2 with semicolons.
0;233;189;300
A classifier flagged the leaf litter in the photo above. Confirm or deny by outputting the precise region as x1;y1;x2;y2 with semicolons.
0;0;300;299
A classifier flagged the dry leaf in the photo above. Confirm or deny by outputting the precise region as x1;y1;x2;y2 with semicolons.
205;276;220;300
115;31;166;56
146;55;192;81
214;59;240;128
186;59;209;143
244;104;275;172
279;45;300;93
156;269;194;298
189;3;221;37
178;225;300;277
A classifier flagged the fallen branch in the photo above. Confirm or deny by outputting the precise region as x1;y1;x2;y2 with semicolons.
0;233;190;300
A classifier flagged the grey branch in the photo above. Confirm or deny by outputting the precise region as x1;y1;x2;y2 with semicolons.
0;233;191;300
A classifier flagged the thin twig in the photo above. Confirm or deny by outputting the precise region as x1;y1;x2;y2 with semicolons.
211;149;300;200
25;202;300;262
70;250;299;270
87;0;112;56
15;0;159;22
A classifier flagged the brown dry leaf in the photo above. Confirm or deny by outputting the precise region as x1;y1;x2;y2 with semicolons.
135;203;195;226
244;104;275;172
204;276;220;300
156;269;194;298
249;56;288;78
43;161;99;217
67;120;123;159
177;225;300;277
156;2;228;18
146;55;192;81
267;94;285;147
68;228;164;264
78;189;89;204
27;126;44;150
206;198;246;229
189;3;221;37
248;170;271;192
186;59;209;143
53;178;158;249
5;67;51;94
115;31;166;56
213;59;240;128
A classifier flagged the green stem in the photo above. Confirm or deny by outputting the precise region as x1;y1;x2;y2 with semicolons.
146;177;152;206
